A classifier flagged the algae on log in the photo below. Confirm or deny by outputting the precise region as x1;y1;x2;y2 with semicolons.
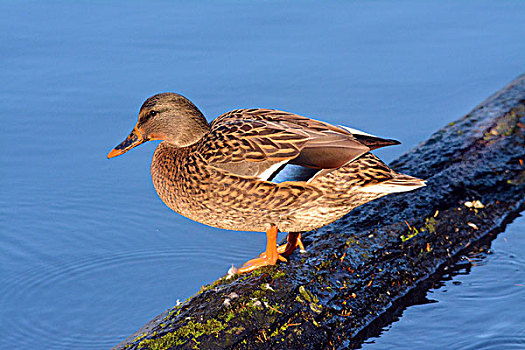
115;74;525;350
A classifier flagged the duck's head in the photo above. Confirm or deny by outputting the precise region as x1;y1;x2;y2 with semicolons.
107;93;210;159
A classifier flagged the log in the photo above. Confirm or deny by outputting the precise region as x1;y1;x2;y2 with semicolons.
115;74;525;350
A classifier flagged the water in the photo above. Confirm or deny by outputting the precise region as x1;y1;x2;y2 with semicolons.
1;1;524;349
362;215;525;350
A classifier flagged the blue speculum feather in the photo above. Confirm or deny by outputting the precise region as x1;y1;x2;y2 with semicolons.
269;164;320;183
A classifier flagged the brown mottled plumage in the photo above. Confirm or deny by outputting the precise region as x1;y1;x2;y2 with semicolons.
108;93;425;273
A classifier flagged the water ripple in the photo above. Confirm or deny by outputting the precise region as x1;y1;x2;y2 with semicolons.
361;216;525;350
457;335;525;350
0;246;227;349
453;250;525;302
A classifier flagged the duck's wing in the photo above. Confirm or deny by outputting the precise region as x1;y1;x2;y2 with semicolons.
200;109;398;181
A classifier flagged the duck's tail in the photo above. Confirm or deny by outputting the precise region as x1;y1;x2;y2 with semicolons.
359;173;426;194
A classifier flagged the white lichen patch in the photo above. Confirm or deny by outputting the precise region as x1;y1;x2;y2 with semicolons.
467;222;479;230
464;200;484;209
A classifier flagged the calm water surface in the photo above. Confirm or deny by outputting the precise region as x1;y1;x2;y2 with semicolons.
362;216;525;350
1;1;524;349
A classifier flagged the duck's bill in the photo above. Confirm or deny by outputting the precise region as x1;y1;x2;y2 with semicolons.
107;126;146;159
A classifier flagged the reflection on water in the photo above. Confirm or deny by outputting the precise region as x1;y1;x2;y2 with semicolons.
362;215;525;350
1;1;524;349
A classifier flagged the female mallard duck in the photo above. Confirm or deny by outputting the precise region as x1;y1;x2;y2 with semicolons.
108;93;425;274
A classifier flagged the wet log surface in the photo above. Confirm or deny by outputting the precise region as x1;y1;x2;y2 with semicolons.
115;75;525;350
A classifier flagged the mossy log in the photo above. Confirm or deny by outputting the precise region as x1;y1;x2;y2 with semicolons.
115;74;525;350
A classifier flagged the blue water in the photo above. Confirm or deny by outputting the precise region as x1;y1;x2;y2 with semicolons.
362;215;525;350
1;1;524;349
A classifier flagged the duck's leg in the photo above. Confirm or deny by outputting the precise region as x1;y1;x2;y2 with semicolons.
233;225;285;274
276;232;306;257
257;232;305;258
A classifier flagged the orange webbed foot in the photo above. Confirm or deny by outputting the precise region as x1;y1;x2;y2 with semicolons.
258;232;305;258
230;229;307;275
277;232;306;257
229;225;285;275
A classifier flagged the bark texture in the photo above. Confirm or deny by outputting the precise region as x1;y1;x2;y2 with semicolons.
115;74;525;350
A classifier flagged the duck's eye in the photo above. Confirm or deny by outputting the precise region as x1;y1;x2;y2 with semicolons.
139;110;157;125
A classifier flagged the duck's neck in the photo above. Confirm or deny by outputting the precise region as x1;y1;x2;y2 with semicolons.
165;113;210;148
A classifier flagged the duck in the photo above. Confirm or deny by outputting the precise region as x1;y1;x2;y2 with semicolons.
107;93;425;274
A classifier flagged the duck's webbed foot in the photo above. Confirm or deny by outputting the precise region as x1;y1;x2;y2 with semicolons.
257;232;305;258
276;232;306;257
229;225;286;275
